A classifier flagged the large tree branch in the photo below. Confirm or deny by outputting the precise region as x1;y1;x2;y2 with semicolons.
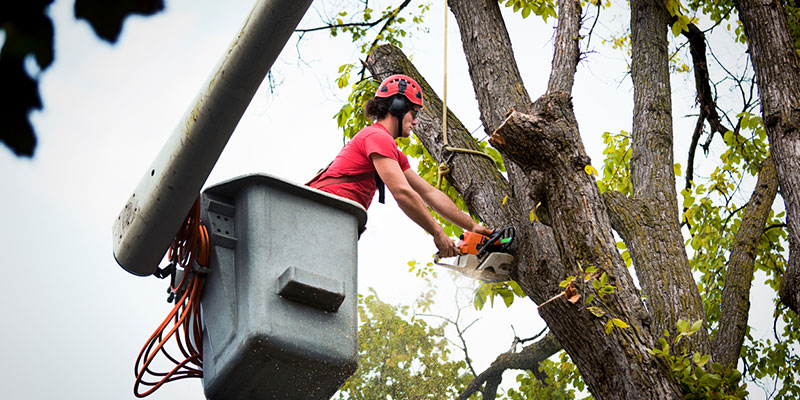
629;0;711;354
714;156;779;367
547;0;582;95
734;0;800;315
448;0;545;243
456;332;561;400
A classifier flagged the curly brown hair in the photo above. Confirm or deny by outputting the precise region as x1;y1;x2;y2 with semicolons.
364;96;393;120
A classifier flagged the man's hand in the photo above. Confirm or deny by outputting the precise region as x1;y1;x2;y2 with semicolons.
434;231;459;258
470;224;494;237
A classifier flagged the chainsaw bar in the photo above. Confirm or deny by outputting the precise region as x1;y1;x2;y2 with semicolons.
434;252;513;283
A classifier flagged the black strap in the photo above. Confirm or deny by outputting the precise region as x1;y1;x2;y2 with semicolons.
375;173;385;204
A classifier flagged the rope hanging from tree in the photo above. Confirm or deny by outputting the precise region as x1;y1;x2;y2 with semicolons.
437;0;495;189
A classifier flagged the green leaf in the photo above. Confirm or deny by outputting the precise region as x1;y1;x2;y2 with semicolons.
693;353;711;367
690;319;703;333
671;21;682;36
677;319;690;333
611;318;629;329
509;280;526;297
587;306;605;317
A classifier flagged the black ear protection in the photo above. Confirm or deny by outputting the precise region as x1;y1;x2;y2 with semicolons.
388;95;411;118
387;80;411;118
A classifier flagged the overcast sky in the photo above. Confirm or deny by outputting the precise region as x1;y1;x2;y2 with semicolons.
0;0;782;399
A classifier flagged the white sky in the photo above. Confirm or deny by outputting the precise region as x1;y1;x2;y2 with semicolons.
0;0;783;399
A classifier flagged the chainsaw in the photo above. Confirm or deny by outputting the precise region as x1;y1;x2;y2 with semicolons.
434;226;515;283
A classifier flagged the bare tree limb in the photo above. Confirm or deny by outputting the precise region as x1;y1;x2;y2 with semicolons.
456;332;562;400
679;20;735;194
294;0;409;33
714;156;779;367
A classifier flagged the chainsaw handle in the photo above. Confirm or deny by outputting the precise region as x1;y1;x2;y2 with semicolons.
475;226;514;258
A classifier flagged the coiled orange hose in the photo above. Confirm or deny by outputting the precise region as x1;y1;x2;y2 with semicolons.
133;197;210;397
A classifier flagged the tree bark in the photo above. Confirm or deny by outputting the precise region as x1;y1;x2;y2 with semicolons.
625;0;711;355
447;0;569;302
714;156;779;368
547;0;582;95
734;0;800;315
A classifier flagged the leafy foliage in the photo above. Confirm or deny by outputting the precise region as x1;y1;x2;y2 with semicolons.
0;0;54;156
335;289;473;400
499;0;558;22
473;280;527;309
648;320;748;399
324;2;431;54
504;351;591;400
596;131;632;196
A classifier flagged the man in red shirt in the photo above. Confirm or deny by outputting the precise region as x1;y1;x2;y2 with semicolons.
309;74;492;257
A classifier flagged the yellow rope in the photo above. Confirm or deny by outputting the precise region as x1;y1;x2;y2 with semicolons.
438;0;495;189
443;0;448;148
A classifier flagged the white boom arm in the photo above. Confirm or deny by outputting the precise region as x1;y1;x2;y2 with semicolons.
112;0;313;276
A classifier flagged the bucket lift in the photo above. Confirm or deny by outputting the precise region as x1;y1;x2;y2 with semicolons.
111;1;365;399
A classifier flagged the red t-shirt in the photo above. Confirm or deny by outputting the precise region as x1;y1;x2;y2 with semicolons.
313;123;410;209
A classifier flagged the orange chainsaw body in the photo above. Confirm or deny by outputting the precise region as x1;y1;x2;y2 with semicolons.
457;231;508;256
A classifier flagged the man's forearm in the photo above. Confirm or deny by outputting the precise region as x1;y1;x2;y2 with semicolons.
425;190;477;231
395;189;448;236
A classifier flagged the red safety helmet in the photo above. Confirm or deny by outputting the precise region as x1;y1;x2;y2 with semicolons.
375;74;424;107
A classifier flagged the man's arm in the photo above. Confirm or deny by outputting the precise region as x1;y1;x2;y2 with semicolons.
370;154;459;257
404;168;493;236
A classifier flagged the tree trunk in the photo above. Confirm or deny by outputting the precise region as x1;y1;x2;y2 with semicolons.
619;0;711;355
734;0;800;315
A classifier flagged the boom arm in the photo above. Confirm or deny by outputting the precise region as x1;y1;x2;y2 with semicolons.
112;0;313;276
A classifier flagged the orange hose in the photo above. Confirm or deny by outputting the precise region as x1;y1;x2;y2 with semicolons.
133;197;209;398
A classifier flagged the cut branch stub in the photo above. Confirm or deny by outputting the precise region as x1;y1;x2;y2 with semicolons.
491;92;588;173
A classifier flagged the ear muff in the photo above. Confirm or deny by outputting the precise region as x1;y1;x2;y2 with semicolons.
388;95;411;118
